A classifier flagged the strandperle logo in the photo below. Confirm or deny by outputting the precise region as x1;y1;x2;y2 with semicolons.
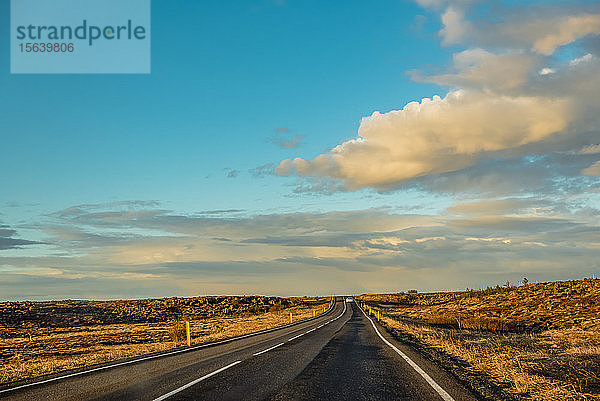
11;0;151;74
15;20;147;46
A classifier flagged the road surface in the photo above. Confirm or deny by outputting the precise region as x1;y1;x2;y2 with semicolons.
0;299;480;400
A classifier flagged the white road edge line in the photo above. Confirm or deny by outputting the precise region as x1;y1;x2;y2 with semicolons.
0;303;338;395
287;333;305;342
0;350;175;395
1;302;345;396
253;342;285;356
286;301;349;344
358;303;455;401
152;360;242;401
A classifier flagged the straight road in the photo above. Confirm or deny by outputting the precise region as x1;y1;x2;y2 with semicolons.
0;299;480;401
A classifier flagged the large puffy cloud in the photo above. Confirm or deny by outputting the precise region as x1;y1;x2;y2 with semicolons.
275;1;600;191
277;91;572;190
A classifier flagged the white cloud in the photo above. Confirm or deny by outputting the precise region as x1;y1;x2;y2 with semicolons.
539;67;555;75
415;49;540;91
276;1;600;191
440;7;470;45
532;15;600;55
570;53;594;66
277;91;572;190
437;7;600;55
583;161;600;176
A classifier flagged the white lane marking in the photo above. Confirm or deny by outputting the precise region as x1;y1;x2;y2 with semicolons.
0;304;338;395
287;332;305;342
279;301;349;347
152;360;241;401
253;342;285;356
0;349;185;395
358;304;455;401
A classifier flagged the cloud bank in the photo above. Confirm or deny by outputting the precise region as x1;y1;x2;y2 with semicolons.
276;1;600;191
1;197;598;299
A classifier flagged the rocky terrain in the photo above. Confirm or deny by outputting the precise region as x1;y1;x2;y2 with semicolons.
0;295;327;385
0;295;304;330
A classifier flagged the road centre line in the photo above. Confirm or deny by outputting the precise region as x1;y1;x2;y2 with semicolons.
287;332;305;342
253;342;285;356
358;303;455;401
3;301;344;400
0;303;338;395
152;360;242;401
153;303;346;400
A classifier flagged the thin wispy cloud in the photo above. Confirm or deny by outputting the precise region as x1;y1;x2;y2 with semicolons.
249;163;275;178
268;134;304;149
226;169;240;178
1;196;598;299
0;224;43;250
268;127;304;149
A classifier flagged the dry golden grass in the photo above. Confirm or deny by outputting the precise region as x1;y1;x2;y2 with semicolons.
359;279;600;401
381;317;600;400
0;298;329;386
361;279;600;331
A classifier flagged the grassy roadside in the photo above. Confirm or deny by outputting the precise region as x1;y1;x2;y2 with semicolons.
0;296;331;386
358;279;600;401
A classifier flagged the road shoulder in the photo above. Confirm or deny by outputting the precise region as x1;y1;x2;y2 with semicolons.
370;313;515;401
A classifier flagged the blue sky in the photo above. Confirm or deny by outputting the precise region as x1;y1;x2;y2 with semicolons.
1;0;443;211
1;0;599;300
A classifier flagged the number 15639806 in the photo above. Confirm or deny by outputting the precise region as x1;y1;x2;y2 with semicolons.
19;42;74;53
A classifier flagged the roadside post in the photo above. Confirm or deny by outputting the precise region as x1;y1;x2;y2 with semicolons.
185;321;191;347
290;312;293;324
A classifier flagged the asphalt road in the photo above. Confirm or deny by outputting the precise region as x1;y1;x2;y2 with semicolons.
0;300;480;401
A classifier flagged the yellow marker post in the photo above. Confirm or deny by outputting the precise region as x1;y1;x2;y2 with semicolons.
185;321;191;347
290;312;293;324
313;310;316;317
377;311;380;320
